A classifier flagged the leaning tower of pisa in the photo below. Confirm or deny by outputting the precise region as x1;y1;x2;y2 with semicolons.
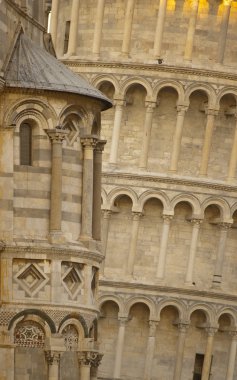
53;0;237;379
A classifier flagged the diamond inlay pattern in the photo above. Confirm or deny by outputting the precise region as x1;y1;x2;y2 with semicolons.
62;262;83;300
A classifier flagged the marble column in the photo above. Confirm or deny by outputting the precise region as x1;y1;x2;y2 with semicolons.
156;215;173;279
226;331;237;380
93;140;106;241
50;0;59;48
80;137;97;241
113;316;128;379
169;105;188;172
139;102;156;169
154;0;168;58
67;0;80;56
185;219;202;285
121;0;136;56
144;320;158;380
227;114;237;181
201;328;217;380
109;100;125;165
46;128;68;235
184;0;199;61
101;210;112;275
217;0;232;64
212;222;231;287
173;323;189;380
127;212;142;275
45;351;61;380
199;109;218;176
92;0;105;57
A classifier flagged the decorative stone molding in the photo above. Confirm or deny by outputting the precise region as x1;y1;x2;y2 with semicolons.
78;351;103;367
45;350;62;365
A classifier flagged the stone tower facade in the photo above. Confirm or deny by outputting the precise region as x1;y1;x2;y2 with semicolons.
0;1;112;379
51;1;237;380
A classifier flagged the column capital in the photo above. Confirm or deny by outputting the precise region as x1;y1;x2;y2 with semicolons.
162;214;173;223
78;351;103;367
229;330;237;339
114;99;126;108
205;108;219;117
132;211;143;220
102;209;112;219
190;218;203;227
118;316;129;326
218;222;232;230
45;350;62;365
145;101;157;110
80;136;98;148
95;139;107;152
178;322;190;333
206;326;218;336
176;104;189;114
45;127;69;143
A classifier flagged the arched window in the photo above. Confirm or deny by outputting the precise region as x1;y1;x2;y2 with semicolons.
20;123;32;165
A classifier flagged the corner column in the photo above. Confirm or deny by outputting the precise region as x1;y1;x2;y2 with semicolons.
144;321;158;380
80;137;97;242
109;99;125;165
93;140;106;241
212;222;231;288
227;114;237;181
101;209;112;275
184;0;199;61
154;0;168;58
45;351;61;380
46;128;68;238
226;331;237;380
139;102;156;169
185;219;202;285
121;0;136;56
113;316;128;379
67;0;80;56
156;215;173;280
217;0;232;64
169;105;188;172
92;0;105;58
201;327;217;380
126;212;143;276
50;0;59;48
173;323;189;380
199;109;218;176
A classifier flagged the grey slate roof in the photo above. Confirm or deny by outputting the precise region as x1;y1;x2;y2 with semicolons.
3;28;112;110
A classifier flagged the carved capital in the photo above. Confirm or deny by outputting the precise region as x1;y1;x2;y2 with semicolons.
205;108;219;117
178;322;190;333
102;209;112;219
114;99;126;108
45;350;61;365
176;105;188;114
132;211;143;221
218;222;232;231
45;127;69;143
145;101;156;111
206;327;218;337
95;139;106;153
162;214;173;224
118;316;128;326
78;351;103;367
80;136;98;149
229;331;237;339
190;218;203;227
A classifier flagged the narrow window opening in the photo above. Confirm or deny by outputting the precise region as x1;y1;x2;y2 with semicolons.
20;123;32;166
193;353;213;380
63;21;71;54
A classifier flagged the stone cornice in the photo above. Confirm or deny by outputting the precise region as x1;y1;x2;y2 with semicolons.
102;171;237;193
2;244;104;263
99;279;237;304
63;60;237;82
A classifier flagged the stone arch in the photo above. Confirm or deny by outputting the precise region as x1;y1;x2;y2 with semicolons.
187;303;215;325
59;104;87;128
216;308;237;330
184;83;216;108
92;74;120;96
101;187;108;208
216;87;237;108
157;299;186;321
230;202;237;218
8;309;56;334
138;190;171;213
107;187;138;210
98;294;124;315
201;197;232;221
125;296;156;319
121;77;152;98
153;80;185;104
58;317;86;340
58;313;88;337
3;97;57;130
170;193;201;217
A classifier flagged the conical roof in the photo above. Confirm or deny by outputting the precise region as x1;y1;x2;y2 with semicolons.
3;28;112;110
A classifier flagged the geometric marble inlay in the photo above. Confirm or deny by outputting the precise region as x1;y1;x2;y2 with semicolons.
64;119;79;146
14;321;45;348
62;324;79;351
62;265;83;300
14;263;49;297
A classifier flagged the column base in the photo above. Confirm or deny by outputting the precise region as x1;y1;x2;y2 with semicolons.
79;235;98;250
48;231;67;245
